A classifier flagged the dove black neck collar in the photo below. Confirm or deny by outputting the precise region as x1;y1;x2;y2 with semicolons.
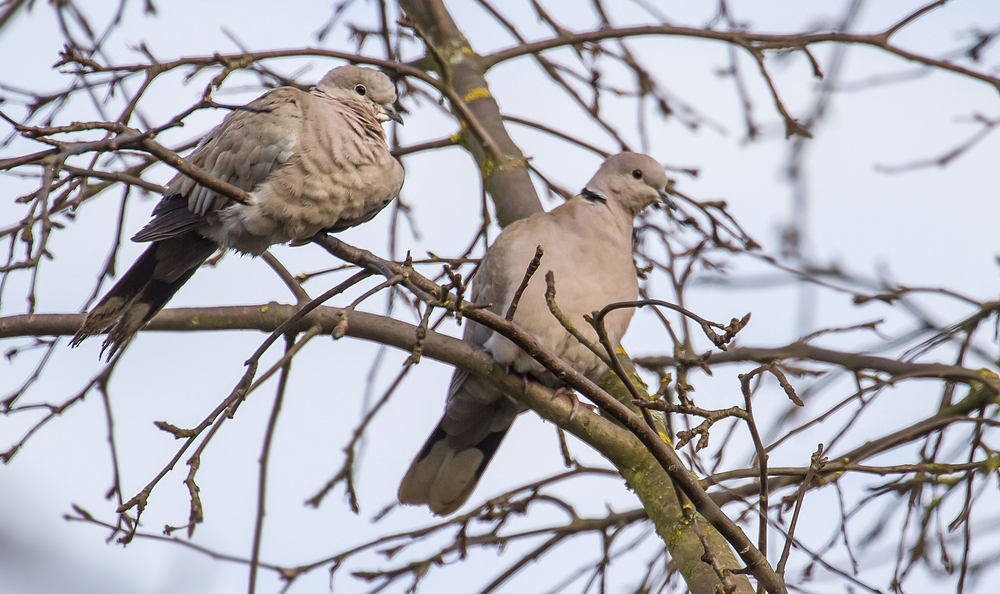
580;188;607;204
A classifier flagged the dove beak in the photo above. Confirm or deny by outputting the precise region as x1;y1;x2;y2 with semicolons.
658;190;677;211
383;105;404;125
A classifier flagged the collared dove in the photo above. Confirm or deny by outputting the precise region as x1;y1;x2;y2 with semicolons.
72;65;405;356
399;152;670;515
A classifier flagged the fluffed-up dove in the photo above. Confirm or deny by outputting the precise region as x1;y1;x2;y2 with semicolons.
72;65;405;356
398;152;670;515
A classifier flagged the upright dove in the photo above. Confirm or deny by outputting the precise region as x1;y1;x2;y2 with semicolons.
72;65;405;356
399;152;670;515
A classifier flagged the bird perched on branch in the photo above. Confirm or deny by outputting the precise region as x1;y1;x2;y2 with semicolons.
399;152;670;515
72;64;405;357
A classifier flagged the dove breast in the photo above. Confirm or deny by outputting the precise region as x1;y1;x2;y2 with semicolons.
475;196;639;383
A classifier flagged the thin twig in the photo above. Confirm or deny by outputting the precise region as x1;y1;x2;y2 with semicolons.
505;246;543;321
249;335;295;594
776;444;825;578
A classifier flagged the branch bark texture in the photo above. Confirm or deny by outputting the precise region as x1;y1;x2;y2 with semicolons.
400;0;542;227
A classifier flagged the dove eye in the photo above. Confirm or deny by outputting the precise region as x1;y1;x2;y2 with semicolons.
631;169;642;179
355;85;367;96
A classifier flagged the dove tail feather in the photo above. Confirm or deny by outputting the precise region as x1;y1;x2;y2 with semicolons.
71;234;217;358
398;423;509;516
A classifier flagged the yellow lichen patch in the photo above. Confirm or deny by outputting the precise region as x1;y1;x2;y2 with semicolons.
976;368;1000;396
463;88;491;103
501;155;529;170
446;43;474;65
628;372;650;391
449;123;467;144
260;305;269;313
481;154;497;178
663;503;696;548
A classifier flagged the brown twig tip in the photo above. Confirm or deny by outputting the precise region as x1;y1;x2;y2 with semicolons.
641;399;750;451
853;292;897;305
441;264;466;319
506;246;543;321
54;44;102;70
332;315;349;339
768;364;804;406
776;444;826;578
709;312;752;350
683;506;741;594
154;421;197;438
405;304;434;365
117;490;148;514
676;422;712;451
183;465;204;538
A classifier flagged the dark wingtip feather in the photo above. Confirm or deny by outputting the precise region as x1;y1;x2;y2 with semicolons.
398;423;511;515
72;235;216;358
132;194;205;243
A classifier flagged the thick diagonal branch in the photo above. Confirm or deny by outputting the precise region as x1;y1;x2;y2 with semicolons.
399;0;542;226
312;235;779;594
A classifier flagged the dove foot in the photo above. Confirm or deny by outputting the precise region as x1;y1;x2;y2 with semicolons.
552;386;596;421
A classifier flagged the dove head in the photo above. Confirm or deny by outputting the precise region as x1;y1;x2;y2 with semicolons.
583;152;670;217
316;65;403;124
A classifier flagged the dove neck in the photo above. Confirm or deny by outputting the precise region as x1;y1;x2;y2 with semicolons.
566;190;636;247
581;186;639;222
580;188;606;204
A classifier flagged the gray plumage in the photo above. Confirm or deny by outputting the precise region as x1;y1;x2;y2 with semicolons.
72;65;405;356
399;152;670;515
